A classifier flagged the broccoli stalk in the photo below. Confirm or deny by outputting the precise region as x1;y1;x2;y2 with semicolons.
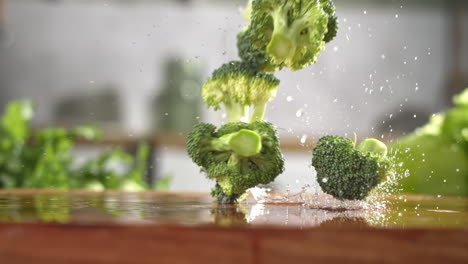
225;101;250;123
250;99;269;122
205;128;262;157
357;138;388;157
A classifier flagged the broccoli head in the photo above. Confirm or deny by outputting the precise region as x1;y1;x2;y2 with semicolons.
202;61;280;122
312;135;392;200
187;121;284;203
240;0;338;71
390;88;468;196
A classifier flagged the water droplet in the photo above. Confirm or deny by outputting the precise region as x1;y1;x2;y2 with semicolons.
164;112;169;116
381;54;386;60
395;14;399;18
414;56;418;61
333;98;338;103
286;96;293;102
363;10;367;14
456;168;460;172
437;195;441;198
413;114;417;118
333;46;339;52
322;178;328;183
295;109;304;117
300;134;307;144
398;212;402;216
404;169;410;177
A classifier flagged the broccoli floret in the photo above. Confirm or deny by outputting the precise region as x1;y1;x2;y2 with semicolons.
312;135;392;200
242;0;337;71
187;121;284;203
202;61;280;122
390;88;468;196
237;29;280;72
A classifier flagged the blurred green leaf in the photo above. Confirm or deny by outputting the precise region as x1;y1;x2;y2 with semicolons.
0;100;167;192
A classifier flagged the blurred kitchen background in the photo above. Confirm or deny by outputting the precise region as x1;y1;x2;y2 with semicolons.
0;0;467;192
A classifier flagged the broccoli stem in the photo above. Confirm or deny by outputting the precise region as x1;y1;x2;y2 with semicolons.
225;102;250;122
357;138;388;157
266;8;295;64
213;129;262;157
250;100;268;122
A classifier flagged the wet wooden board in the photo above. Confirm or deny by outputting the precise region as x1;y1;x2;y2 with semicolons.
0;190;467;264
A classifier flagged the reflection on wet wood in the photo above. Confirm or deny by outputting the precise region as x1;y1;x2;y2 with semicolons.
0;190;467;263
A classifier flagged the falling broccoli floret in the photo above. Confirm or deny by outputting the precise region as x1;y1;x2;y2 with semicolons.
187;121;284;203
202;61;280;122
237;29;280;72
240;0;338;71
312;135;392;200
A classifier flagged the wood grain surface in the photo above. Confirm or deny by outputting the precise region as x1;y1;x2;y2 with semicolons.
0;222;467;264
0;190;467;264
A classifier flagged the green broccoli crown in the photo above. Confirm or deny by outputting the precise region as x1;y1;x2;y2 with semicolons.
202;61;279;109
186;123;219;168
202;61;280;122
244;0;337;71
237;29;280;72
312;135;391;200
187;121;284;197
